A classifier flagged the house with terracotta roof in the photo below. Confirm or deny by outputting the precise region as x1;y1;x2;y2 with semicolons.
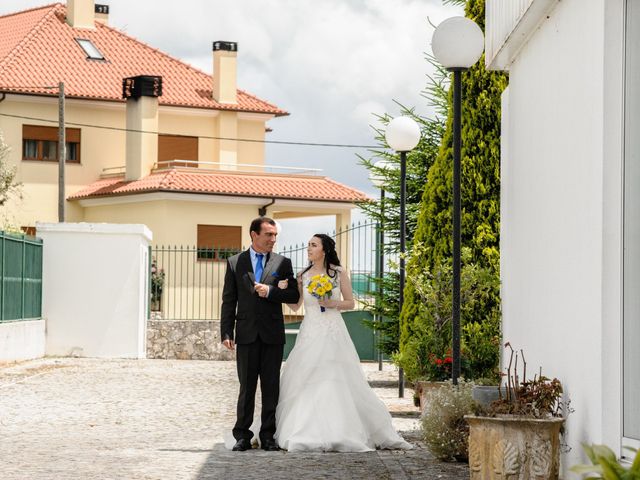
0;0;367;257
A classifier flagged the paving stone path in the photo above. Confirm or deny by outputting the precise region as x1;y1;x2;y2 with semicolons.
0;358;469;479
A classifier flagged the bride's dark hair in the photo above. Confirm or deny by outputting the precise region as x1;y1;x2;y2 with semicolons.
301;234;341;278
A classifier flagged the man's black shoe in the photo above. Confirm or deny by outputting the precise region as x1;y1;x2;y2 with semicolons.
261;439;280;451
232;438;252;451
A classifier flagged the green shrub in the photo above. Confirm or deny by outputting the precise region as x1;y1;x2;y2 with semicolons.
396;244;501;383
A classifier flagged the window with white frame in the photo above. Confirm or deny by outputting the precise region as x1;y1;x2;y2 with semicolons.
623;0;640;445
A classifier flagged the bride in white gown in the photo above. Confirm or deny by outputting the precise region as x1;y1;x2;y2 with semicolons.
274;234;412;452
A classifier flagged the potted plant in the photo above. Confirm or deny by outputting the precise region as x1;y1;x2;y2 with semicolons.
465;343;566;480
471;377;503;408
463;320;502;407
150;259;165;312
412;350;456;409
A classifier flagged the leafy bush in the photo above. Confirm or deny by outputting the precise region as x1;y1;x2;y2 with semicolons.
571;443;640;479
421;379;478;462
395;244;501;383
462;320;501;383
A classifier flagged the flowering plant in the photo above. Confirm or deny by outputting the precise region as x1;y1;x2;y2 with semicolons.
306;274;336;312
425;351;454;381
422;348;471;382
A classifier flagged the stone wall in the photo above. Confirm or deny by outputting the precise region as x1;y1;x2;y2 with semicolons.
147;319;234;361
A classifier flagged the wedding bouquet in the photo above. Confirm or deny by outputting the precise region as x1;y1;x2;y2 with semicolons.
306;274;336;312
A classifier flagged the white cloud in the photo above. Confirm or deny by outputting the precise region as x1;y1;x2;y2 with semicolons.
351;100;386;129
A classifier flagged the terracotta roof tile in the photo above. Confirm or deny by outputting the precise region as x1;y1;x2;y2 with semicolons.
0;4;287;115
69;169;370;203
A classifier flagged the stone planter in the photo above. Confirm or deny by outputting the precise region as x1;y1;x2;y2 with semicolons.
150;299;161;312
465;415;564;480
414;380;447;412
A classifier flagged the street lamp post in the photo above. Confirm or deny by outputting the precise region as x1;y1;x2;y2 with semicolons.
57;81;66;222
370;160;391;372
385;117;421;398
431;16;484;385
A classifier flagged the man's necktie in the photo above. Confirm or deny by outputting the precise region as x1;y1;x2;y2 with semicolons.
255;253;264;282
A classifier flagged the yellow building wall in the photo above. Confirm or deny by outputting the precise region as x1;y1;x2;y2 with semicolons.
0;96;125;227
82;199;263;248
238;118;266;167
0;95;269;230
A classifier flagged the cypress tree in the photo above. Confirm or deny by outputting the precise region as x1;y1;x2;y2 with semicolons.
399;0;507;381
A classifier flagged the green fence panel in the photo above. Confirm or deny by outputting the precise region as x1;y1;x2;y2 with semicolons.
283;310;376;361
283;321;301;359
23;241;43;318
0;231;43;322
342;310;376;361
2;234;23;320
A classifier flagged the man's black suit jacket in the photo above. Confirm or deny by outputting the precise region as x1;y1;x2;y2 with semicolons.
220;250;300;345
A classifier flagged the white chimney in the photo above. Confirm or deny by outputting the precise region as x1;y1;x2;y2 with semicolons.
212;41;238;104
122;76;163;181
66;0;96;29
94;4;109;25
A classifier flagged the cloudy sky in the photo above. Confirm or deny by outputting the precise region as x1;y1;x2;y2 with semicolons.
1;0;462;246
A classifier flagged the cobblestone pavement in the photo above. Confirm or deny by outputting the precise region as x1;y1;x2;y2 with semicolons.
0;358;469;479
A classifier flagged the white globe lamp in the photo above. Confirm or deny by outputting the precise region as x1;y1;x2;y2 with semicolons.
432;16;484;70
385;117;421;153
369;159;394;189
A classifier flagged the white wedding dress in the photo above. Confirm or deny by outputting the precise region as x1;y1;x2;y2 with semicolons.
274;270;412;452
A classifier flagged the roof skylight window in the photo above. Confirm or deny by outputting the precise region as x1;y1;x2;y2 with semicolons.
75;38;105;60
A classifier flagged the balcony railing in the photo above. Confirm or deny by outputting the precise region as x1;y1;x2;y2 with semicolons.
102;161;322;178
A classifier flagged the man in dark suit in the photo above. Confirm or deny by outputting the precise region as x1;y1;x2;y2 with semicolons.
221;217;300;451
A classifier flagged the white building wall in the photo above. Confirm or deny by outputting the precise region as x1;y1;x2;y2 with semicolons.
499;0;623;473
37;223;151;359
0;320;45;362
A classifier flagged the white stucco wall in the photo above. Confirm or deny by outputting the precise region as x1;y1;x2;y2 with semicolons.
0;320;45;362
500;0;625;473
37;223;151;359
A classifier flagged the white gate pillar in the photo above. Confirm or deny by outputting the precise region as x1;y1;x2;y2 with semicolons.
37;222;152;358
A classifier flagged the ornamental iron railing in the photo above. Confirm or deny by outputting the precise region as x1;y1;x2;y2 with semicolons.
149;221;382;321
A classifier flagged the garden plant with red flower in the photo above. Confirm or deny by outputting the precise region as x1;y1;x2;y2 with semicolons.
426;350;455;381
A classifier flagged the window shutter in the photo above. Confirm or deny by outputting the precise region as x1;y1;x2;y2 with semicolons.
197;225;242;249
23;125;80;142
158;135;198;167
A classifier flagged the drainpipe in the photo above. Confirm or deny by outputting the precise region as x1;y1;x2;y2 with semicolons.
258;198;276;217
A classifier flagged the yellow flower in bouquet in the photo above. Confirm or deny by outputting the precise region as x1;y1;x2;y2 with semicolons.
307;274;336;312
